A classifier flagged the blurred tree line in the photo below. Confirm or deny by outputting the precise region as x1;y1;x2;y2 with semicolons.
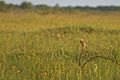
0;1;120;12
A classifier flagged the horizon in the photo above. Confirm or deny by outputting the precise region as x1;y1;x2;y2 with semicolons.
4;0;120;7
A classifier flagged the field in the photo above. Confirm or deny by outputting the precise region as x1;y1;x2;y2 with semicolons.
0;11;120;80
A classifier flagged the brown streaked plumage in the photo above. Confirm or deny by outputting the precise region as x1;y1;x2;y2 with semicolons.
80;39;87;50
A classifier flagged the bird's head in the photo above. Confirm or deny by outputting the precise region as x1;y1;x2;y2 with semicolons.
80;39;84;42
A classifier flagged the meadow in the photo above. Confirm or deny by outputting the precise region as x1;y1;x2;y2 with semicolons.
0;11;120;80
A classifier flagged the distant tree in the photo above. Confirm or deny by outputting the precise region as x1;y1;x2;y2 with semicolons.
54;3;60;9
35;4;50;10
115;6;120;11
7;3;18;10
55;4;59;8
20;1;33;9
0;1;7;11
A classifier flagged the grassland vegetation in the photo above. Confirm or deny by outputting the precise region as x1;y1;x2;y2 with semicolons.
0;11;120;80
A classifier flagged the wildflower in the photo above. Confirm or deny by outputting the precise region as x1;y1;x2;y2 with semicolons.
17;70;20;73
44;72;48;76
0;62;3;65
39;71;48;77
57;33;60;37
94;64;98;72
12;65;16;70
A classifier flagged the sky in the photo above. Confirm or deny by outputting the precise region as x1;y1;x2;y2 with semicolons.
4;0;120;7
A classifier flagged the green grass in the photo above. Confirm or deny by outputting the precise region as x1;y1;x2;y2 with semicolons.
0;25;120;80
0;11;120;80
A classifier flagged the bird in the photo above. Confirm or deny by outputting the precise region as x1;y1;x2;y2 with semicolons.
80;39;87;50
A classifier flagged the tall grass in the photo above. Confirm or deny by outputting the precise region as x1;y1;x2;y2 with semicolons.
0;12;120;80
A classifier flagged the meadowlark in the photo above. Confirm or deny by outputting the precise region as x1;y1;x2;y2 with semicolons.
80;39;87;50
